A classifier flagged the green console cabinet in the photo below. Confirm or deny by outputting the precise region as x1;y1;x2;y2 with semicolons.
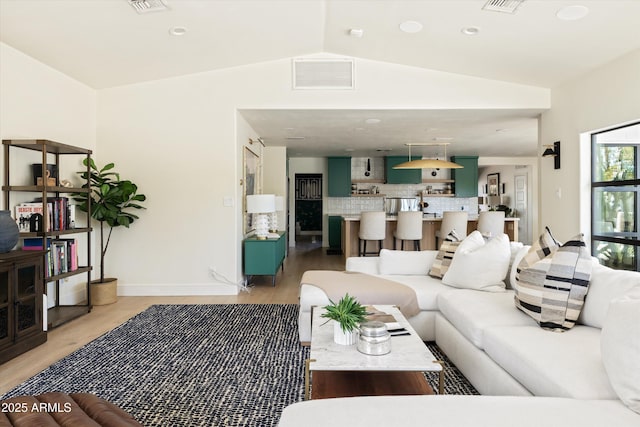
450;156;479;198
328;216;343;255
385;156;422;184
328;157;352;197
243;231;287;286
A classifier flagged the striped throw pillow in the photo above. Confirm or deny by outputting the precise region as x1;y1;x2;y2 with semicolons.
514;233;593;332
429;229;462;279
515;226;560;283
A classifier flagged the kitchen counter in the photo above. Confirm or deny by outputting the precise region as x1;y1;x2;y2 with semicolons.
342;215;481;221
341;215;519;259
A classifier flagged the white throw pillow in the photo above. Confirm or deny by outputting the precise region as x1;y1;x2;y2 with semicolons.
601;287;640;414
579;260;640;328
379;249;436;275
509;245;530;291
442;231;510;292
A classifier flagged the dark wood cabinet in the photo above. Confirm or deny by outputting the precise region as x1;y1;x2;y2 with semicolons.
0;250;47;364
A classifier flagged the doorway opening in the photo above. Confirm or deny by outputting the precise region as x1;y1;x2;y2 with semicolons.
295;174;322;246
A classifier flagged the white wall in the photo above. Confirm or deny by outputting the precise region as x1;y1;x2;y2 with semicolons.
0;42;97;305
478;158;537;245
94;56;551;293
3;45;550;295
263;146;288;231
539;49;640;243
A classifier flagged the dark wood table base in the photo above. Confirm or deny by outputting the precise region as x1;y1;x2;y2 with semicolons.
311;370;434;400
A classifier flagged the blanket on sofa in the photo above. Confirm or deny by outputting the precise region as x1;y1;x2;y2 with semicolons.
300;270;420;318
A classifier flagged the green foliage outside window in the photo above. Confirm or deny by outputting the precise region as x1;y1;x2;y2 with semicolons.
595;145;635;182
592;123;640;272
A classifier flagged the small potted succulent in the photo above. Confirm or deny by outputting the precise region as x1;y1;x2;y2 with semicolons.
321;293;367;345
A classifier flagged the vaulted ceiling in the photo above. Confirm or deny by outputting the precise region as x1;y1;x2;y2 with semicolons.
2;0;639;157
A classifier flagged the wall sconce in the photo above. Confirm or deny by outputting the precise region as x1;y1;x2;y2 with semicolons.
542;141;561;169
248;137;266;147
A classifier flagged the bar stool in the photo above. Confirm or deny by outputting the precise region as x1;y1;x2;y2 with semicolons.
477;211;506;239
435;211;468;248
393;211;423;251
359;211;386;256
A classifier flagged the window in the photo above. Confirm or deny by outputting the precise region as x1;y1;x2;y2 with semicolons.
591;122;640;271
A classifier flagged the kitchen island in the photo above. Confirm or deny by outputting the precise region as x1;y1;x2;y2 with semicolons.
341;215;519;259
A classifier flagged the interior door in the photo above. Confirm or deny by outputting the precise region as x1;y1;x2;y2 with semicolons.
514;174;529;244
295;174;323;244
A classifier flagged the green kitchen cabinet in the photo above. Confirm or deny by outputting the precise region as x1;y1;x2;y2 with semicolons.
385;156;422;184
450;156;479;198
244;231;287;286
328;216;343;255
328;157;352;197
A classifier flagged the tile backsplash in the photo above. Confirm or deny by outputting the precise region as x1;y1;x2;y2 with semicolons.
327;195;478;216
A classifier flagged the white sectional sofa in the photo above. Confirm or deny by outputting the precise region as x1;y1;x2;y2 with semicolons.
288;244;640;426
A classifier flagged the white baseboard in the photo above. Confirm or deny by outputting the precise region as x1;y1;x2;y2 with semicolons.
117;282;239;296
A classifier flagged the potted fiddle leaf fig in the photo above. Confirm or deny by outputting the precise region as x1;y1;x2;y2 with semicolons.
74;158;146;305
322;293;367;345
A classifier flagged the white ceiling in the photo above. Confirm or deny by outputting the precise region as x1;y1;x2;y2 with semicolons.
239;108;543;157
2;0;639;158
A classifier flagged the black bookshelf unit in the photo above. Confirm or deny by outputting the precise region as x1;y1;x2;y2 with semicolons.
3;139;93;329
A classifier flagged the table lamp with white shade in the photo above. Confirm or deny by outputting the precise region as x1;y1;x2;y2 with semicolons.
270;196;284;233
247;194;276;239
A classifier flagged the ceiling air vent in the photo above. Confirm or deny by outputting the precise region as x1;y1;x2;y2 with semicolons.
293;58;355;90
128;0;169;14
482;0;525;14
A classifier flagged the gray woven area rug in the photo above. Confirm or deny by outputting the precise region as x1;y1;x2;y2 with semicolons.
2;304;477;426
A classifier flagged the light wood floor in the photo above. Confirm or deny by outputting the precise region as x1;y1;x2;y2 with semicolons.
0;240;344;395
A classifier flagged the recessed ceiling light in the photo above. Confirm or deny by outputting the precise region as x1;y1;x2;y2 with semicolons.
286;136;305;140
399;21;423;34
169;26;187;36
349;28;364;38
556;5;589;21
461;26;480;36
365;118;381;124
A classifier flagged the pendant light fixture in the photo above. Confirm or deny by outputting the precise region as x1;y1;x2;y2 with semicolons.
393;143;463;169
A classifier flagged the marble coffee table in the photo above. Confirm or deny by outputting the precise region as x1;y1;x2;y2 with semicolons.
305;304;444;400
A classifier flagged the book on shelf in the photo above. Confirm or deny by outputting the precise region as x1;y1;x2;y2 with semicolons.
22;237;52;250
14;197;76;232
22;237;78;277
15;202;46;232
55;238;78;272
